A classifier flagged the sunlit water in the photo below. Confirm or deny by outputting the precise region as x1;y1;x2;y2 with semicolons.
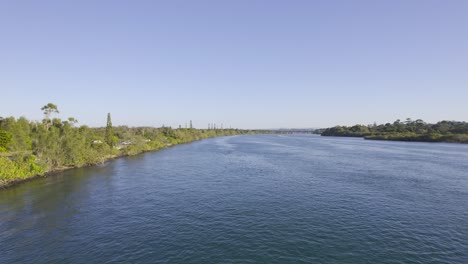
1;135;468;263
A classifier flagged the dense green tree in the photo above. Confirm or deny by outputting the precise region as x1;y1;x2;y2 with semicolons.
0;130;12;151
10;117;32;151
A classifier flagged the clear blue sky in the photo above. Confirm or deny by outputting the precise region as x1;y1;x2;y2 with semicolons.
1;0;467;129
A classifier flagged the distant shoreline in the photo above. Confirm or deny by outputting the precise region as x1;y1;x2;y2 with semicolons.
319;134;468;144
316;119;468;144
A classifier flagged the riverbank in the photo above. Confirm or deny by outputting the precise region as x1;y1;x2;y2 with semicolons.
317;119;468;144
319;133;468;144
364;133;468;143
1;153;149;190
0;166;77;189
0;132;266;190
1;108;273;189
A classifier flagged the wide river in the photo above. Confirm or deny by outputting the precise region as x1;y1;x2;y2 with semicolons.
1;135;468;263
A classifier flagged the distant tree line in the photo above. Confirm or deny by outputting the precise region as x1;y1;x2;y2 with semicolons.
316;118;468;143
0;103;268;187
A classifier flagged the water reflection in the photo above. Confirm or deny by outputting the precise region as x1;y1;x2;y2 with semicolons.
1;135;468;263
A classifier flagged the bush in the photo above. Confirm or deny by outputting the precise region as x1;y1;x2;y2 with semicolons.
0;155;46;185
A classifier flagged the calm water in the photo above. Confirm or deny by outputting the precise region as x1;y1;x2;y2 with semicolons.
1;135;468;263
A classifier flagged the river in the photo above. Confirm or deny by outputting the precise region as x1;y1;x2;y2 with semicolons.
1;134;468;263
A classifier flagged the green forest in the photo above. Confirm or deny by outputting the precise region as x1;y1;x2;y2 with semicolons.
0;103;267;187
316;118;468;143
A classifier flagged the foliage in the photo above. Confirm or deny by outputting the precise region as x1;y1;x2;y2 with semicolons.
0;155;46;186
0;130;12;149
319;119;468;143
41;103;59;130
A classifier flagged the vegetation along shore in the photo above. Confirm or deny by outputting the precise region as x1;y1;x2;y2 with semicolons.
315;118;468;143
0;103;268;189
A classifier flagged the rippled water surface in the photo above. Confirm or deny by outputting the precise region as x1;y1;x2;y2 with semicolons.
1;135;468;263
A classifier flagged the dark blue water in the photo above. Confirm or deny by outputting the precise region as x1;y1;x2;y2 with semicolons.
1;135;468;263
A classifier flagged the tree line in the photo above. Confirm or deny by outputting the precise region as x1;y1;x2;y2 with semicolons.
0;103;267;187
316;118;468;143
